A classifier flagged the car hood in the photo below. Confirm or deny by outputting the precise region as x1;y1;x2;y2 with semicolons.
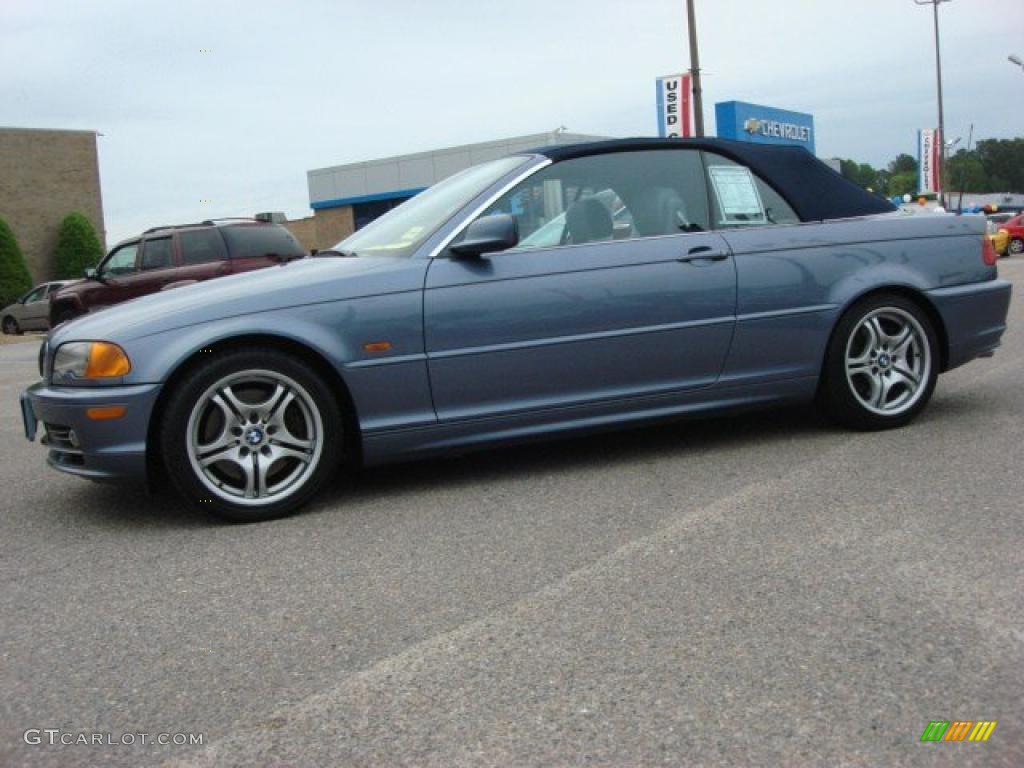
52;278;88;297
50;256;424;345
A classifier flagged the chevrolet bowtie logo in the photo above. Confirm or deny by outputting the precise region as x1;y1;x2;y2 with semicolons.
743;118;762;134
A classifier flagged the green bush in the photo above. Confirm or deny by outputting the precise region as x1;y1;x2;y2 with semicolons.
0;217;32;308
54;212;103;280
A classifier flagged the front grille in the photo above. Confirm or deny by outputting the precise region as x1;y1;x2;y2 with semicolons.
42;423;81;453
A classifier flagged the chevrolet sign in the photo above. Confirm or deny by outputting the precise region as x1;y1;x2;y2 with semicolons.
717;101;815;153
743;117;811;143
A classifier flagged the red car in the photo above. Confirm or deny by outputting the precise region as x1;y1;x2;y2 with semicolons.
998;212;1024;257
50;218;305;325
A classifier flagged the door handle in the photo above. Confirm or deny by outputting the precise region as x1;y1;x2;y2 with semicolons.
678;246;729;263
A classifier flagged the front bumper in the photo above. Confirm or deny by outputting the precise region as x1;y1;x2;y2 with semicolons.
927;278;1012;371
21;380;161;483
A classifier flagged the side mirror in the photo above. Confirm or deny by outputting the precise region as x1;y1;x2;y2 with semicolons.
449;214;518;258
84;267;97;280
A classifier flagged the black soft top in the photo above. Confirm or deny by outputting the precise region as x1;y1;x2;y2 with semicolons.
529;137;895;222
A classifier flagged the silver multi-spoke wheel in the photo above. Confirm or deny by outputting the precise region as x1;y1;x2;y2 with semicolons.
844;307;931;416
186;370;324;507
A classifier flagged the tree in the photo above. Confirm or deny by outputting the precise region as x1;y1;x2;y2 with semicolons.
0;217;33;308
974;138;1024;192
888;153;918;175
54;212;103;280
888;171;918;198
840;159;881;192
946;149;990;193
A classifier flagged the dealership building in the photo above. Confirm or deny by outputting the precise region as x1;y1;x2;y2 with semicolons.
291;131;607;251
0;127;106;282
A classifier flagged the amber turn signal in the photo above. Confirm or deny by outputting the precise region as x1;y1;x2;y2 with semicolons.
84;342;132;378
86;405;127;421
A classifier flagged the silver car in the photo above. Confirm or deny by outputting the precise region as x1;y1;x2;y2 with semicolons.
2;281;72;334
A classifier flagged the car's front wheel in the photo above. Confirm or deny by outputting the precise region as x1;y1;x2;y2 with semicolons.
820;294;938;430
160;348;343;522
2;315;20;335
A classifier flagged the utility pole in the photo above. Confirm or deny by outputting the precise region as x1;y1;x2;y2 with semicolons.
686;0;705;137
915;0;951;206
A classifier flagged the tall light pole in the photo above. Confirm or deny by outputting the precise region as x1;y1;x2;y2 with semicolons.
915;0;951;206
686;0;705;137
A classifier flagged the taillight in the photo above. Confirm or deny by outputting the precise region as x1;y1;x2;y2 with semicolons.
982;235;998;266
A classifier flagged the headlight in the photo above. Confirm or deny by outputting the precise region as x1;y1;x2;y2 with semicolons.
53;342;132;380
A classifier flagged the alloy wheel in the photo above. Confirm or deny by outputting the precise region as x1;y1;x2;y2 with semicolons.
186;370;324;506
844;307;931;417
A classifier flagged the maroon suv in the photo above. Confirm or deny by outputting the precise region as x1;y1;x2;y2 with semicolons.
50;219;306;325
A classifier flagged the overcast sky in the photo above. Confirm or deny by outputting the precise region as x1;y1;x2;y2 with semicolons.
2;0;1022;245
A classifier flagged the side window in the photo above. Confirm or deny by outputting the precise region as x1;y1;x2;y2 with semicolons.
473;149;711;251
180;229;228;265
101;243;139;276
220;225;305;260
23;286;47;303
703;153;800;228
46;283;62;296
140;237;174;271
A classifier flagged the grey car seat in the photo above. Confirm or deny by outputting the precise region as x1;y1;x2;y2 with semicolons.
565;197;614;244
632;186;695;237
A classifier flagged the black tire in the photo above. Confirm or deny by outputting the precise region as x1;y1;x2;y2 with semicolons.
2;316;20;335
819;294;939;431
1009;238;1024;257
159;347;344;522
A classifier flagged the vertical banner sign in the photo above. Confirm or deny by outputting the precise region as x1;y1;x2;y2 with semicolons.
656;74;692;138
918;128;941;194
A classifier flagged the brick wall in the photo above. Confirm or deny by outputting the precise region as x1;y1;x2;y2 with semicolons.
0;127;106;282
282;215;318;252
312;206;355;250
283;207;355;253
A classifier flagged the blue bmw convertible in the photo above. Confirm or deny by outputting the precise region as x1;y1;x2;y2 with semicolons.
22;138;1012;521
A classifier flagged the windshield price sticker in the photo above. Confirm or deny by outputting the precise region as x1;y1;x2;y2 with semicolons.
708;165;766;225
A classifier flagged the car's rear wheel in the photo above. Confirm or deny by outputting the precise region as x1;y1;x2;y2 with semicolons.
160;348;343;522
820;294;938;430
2;315;19;335
1009;238;1024;256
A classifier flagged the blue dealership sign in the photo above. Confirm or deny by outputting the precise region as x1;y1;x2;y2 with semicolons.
716;101;815;153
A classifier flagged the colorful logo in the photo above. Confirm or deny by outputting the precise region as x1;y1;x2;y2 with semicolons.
743;118;762;134
921;721;997;742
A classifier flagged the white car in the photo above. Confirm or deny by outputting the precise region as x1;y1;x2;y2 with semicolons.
1;281;73;334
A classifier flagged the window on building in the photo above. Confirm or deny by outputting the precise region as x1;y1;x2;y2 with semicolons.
353;197;413;231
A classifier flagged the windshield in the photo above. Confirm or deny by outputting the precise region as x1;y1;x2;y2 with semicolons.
332;155;530;258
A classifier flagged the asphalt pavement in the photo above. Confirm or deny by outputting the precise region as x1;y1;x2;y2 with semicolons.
1;262;1022;767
